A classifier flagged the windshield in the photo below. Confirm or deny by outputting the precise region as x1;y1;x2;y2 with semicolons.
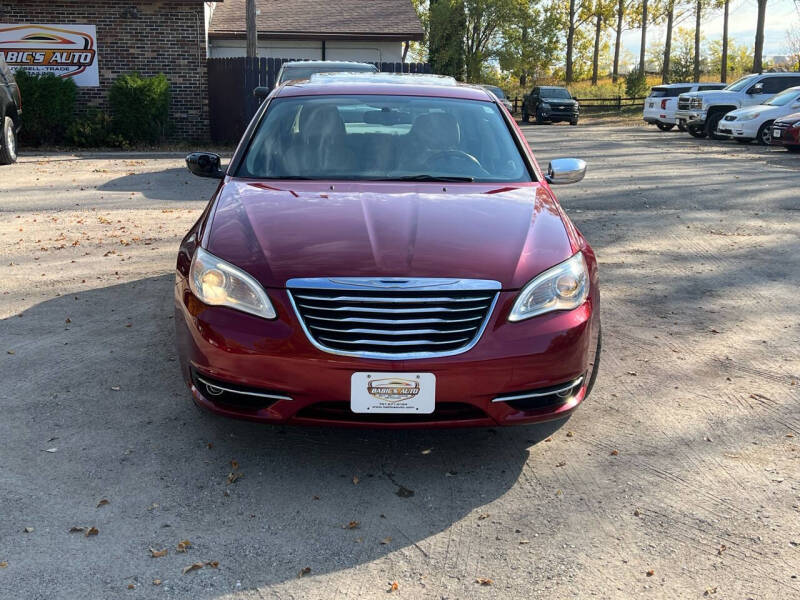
483;85;506;99
765;88;800;106
724;75;758;92
239;95;531;183
541;88;571;99
279;64;377;83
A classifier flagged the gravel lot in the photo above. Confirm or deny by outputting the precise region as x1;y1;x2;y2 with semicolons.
1;126;799;599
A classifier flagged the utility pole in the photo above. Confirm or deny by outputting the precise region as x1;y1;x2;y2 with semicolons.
246;0;257;58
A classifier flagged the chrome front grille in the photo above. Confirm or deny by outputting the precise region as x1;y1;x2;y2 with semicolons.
287;277;500;359
678;97;691;110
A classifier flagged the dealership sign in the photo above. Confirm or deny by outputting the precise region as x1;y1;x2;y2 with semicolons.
0;24;99;87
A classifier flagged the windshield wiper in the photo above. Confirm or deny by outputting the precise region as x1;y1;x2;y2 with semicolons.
370;174;475;182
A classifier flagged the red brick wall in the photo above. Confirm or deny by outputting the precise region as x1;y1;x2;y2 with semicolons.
1;1;208;141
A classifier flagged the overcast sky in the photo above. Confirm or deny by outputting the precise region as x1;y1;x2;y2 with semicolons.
621;0;799;59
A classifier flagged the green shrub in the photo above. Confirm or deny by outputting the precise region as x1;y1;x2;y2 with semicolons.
625;66;648;98
108;72;171;145
14;70;77;145
66;110;113;147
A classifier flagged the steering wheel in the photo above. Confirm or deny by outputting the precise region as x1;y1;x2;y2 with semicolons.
425;149;489;177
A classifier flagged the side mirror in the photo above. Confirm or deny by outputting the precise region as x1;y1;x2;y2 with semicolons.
791;102;800;109
546;158;586;185
254;86;270;98
748;82;764;94
186;152;225;179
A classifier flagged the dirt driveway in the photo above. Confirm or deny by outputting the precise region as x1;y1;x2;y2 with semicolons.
1;128;798;599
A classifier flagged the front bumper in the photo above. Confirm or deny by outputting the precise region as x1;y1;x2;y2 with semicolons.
721;119;759;139
540;108;579;122
174;277;601;428
676;109;706;126
770;123;800;146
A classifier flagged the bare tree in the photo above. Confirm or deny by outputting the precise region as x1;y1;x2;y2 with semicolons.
753;0;767;72
246;0;257;58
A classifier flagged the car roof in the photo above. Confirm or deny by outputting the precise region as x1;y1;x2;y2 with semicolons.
654;82;724;87
539;86;568;89
275;73;494;101
280;61;376;69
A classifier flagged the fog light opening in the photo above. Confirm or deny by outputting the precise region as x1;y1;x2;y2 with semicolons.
206;384;224;396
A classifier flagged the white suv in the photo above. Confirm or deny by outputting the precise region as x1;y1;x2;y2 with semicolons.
643;82;724;131
676;72;800;139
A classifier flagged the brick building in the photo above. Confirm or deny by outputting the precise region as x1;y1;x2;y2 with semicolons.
0;1;209;140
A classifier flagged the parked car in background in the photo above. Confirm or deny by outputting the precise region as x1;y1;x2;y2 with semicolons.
717;86;800;145
769;111;800;152
276;60;378;85
676;72;800;139
0;54;21;165
644;82;725;131
179;74;600;428
522;86;579;125
480;84;513;113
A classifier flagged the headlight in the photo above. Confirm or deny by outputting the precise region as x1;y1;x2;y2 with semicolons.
739;112;760;121
792;120;800;127
508;252;589;322
189;247;277;319
540;103;551;110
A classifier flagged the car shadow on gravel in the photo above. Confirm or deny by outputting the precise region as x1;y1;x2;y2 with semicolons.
0;275;564;596
98;167;211;202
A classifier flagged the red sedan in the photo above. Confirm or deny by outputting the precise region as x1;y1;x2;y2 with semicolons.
176;73;600;428
769;111;800;152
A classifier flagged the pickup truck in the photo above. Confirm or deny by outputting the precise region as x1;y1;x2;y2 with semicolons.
675;72;800;139
643;82;724;131
0;54;21;164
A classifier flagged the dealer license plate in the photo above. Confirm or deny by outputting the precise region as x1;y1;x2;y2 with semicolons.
649;102;654;108
350;372;435;414
773;129;781;138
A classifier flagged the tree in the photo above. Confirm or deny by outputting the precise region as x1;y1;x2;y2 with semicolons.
640;0;649;71
428;0;467;79
586;0;616;84
564;0;593;83
612;0;628;82
787;23;800;72
753;0;768;72
498;2;561;87
462;0;521;82
720;0;729;82
693;0;702;81
669;26;698;81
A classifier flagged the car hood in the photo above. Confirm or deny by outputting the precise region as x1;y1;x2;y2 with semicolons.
542;97;577;105
775;111;800;125
205;180;574;290
729;104;779;118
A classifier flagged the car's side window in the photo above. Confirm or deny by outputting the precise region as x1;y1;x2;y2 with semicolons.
759;77;784;94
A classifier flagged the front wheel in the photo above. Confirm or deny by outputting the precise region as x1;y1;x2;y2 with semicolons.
0;116;17;165
756;120;774;146
570;119;578;126
535;110;546;125
705;110;727;140
677;122;687;132
656;123;675;131
521;107;530;123
687;124;706;138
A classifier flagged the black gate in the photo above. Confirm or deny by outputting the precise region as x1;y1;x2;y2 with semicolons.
207;57;432;144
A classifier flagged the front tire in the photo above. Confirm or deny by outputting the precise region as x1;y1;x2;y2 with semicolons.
677;122;687;132
0;116;17;165
656;123;675;131
756;120;774;146
687;124;706;138
521;107;530;123
570;119;578;126
705;110;727;140
535;110;546;125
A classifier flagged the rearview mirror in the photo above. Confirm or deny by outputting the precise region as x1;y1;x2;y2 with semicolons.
748;82;764;94
546;158;586;185
186;152;225;179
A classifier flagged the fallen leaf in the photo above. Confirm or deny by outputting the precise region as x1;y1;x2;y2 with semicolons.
388;580;399;592
85;526;99;537
65;318;71;324
149;547;168;558
717;544;727;556
519;539;530;545
182;562;204;575
127;584;135;589
97;499;110;508
345;521;360;529
226;471;243;485
704;587;718;596
646;570;654;577
69;526;85;533
206;561;219;568
556;461;567;467
421;448;432;454
352;475;359;485
23;527;34;533
111;386;121;391
634;509;641;517
478;513;490;520
298;566;311;578
395;485;414;498
6;350;14;355
626;371;637;376
610;449;619;456
476;578;493;585
230;460;239;471
176;540;192;553
380;537;392;545
0;562;6;568
566;431;574;437
153;579;162;586
43;448;58;453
